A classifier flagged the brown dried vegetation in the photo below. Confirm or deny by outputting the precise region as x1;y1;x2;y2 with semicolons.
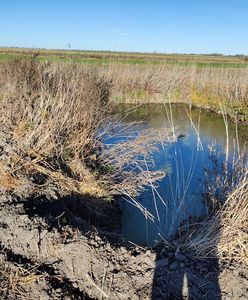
0;59;113;197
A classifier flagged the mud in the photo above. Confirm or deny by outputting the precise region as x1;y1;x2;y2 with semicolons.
0;192;247;300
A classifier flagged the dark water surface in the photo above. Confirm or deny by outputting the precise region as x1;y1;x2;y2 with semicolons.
111;104;248;246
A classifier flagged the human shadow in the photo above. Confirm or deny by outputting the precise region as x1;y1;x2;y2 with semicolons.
151;218;222;300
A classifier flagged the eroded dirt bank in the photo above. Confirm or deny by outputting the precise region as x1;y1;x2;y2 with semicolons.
0;191;247;300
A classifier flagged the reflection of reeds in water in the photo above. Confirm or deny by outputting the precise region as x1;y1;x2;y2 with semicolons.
122;105;247;263
178;107;247;263
162;105;204;237
101;121;176;197
178;124;247;264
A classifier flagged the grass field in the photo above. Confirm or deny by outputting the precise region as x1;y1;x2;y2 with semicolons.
1;47;248;68
1;47;247;123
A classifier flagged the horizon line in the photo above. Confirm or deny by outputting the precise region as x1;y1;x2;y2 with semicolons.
0;46;247;57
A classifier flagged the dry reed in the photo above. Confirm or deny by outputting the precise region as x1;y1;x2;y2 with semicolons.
104;63;248;123
0;59;174;198
0;59;112;196
182;154;248;264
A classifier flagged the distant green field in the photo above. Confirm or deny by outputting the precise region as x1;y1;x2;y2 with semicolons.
0;47;248;68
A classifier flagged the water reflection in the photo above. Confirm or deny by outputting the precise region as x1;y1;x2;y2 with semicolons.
115;104;247;245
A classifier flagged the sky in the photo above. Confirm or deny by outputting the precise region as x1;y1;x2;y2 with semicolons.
0;0;248;55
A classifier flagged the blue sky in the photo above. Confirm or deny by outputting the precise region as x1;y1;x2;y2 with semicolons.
0;0;247;54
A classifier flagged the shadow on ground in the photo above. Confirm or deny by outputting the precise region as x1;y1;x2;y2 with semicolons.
0;192;235;299
23;194;222;299
23;193;121;240
152;245;221;299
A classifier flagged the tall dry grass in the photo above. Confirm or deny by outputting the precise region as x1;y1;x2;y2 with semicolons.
184;176;248;264
0;59;112;196
105;64;192;103
178;151;248;264
0;60;174;198
104;63;248;123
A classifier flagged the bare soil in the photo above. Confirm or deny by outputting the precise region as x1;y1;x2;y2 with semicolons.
0;191;247;300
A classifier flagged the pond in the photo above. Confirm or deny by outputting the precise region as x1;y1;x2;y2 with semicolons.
109;104;248;246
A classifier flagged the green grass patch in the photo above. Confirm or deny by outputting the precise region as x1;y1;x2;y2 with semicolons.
1;48;248;68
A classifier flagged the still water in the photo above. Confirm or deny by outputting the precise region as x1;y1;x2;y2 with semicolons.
111;104;247;246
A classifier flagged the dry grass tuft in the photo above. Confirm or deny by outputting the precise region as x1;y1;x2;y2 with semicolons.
0;164;22;191
101;127;175;195
182;155;248;264
0;60;175;199
0;59;112;197
0;262;46;300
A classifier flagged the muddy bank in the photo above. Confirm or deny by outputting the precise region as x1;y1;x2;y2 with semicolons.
0;191;247;300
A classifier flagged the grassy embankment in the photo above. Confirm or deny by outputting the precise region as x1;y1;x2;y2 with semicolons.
0;59;166;205
0;59;111;198
107;64;248;124
1;47;247;123
186;173;248;264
